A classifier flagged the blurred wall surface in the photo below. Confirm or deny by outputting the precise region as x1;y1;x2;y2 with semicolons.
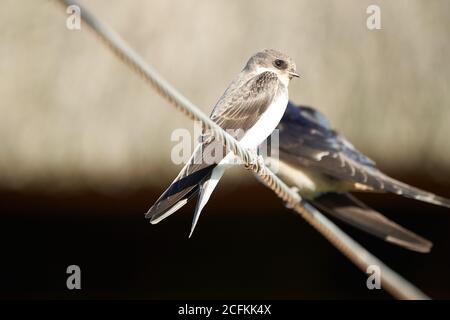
1;0;450;190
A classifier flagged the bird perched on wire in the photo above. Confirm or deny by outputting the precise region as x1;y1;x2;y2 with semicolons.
267;101;450;253
146;49;299;237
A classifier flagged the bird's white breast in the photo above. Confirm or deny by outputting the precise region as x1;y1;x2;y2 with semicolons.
239;90;288;148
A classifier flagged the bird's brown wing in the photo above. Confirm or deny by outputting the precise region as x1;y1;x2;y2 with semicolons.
208;71;284;134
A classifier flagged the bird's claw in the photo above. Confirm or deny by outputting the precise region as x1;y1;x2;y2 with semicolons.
283;186;301;209
245;148;265;170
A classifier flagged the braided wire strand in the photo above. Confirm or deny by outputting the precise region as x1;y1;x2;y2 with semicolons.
57;0;429;300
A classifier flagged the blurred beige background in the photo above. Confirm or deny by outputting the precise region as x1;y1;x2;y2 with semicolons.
1;0;449;191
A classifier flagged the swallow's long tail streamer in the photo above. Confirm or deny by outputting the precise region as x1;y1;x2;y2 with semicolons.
311;193;433;253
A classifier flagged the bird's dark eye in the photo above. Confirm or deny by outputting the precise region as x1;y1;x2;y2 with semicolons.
273;59;286;69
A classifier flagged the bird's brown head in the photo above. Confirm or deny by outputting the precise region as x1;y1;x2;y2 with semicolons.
245;49;299;85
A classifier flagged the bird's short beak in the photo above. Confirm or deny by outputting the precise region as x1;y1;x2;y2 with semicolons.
289;70;300;78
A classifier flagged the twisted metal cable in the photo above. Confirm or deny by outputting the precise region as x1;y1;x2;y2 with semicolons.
57;0;429;300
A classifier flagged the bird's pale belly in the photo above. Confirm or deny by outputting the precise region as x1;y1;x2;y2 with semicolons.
269;158;347;199
240;94;288;148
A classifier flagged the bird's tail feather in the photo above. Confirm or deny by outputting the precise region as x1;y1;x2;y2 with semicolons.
189;164;227;238
146;139;228;224
311;193;432;253
146;164;216;224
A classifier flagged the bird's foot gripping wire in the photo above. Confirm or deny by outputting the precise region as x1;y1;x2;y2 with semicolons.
284;186;301;209
244;148;265;174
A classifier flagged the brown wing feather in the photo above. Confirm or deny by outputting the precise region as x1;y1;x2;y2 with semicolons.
209;71;282;133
